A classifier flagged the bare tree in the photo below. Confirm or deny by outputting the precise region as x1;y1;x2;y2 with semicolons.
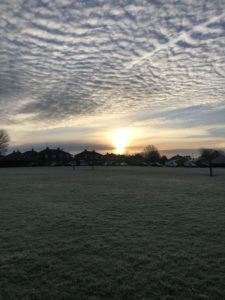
0;129;10;155
143;145;161;163
200;148;220;177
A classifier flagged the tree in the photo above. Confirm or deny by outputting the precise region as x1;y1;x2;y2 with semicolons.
143;145;161;163
160;155;168;165
0;129;10;155
200;148;220;177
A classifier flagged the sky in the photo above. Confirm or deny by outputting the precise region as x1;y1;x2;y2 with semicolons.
1;0;225;155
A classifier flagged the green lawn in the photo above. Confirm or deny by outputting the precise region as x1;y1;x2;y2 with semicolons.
0;167;225;299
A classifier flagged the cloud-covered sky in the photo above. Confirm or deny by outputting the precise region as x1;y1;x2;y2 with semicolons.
1;0;225;154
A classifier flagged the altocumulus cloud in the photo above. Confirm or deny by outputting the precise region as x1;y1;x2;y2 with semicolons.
0;0;225;149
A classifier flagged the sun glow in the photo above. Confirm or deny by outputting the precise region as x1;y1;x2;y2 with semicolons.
113;128;131;154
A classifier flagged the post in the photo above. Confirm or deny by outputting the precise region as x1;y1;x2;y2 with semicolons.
209;164;213;177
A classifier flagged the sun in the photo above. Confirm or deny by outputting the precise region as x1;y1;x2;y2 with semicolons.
113;128;131;154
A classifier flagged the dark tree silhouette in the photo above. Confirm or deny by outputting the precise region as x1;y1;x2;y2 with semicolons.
0;129;10;155
160;155;168;165
200;148;220;177
143;145;161;163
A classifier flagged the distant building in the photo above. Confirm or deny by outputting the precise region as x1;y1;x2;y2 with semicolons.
165;160;178;167
104;153;118;165
212;153;225;167
0;147;72;167
39;147;72;165
1;150;27;167
6;150;25;161
166;155;193;167
23;149;39;164
184;160;196;167
195;158;210;167
75;149;103;165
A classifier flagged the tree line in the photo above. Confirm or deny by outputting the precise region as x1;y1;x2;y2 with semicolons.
142;145;224;177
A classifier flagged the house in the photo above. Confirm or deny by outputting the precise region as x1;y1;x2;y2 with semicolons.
0;147;73;167
75;149;103;165
1;150;27;167
104;153;120;165
39;147;72;165
184;160;196;167
165;160;178;167
195;158;209;167
212;153;225;167
165;155;193;167
6;150;25;161
23;149;39;164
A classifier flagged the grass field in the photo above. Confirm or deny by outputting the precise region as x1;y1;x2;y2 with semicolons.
0;166;225;300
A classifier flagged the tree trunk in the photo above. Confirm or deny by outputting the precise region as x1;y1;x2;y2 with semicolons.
209;165;213;177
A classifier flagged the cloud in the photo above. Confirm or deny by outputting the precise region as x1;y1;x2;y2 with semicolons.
186;126;225;139
153;105;225;128
128;104;225;130
0;0;225;150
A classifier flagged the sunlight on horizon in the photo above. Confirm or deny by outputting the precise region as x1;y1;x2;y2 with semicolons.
113;128;131;154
